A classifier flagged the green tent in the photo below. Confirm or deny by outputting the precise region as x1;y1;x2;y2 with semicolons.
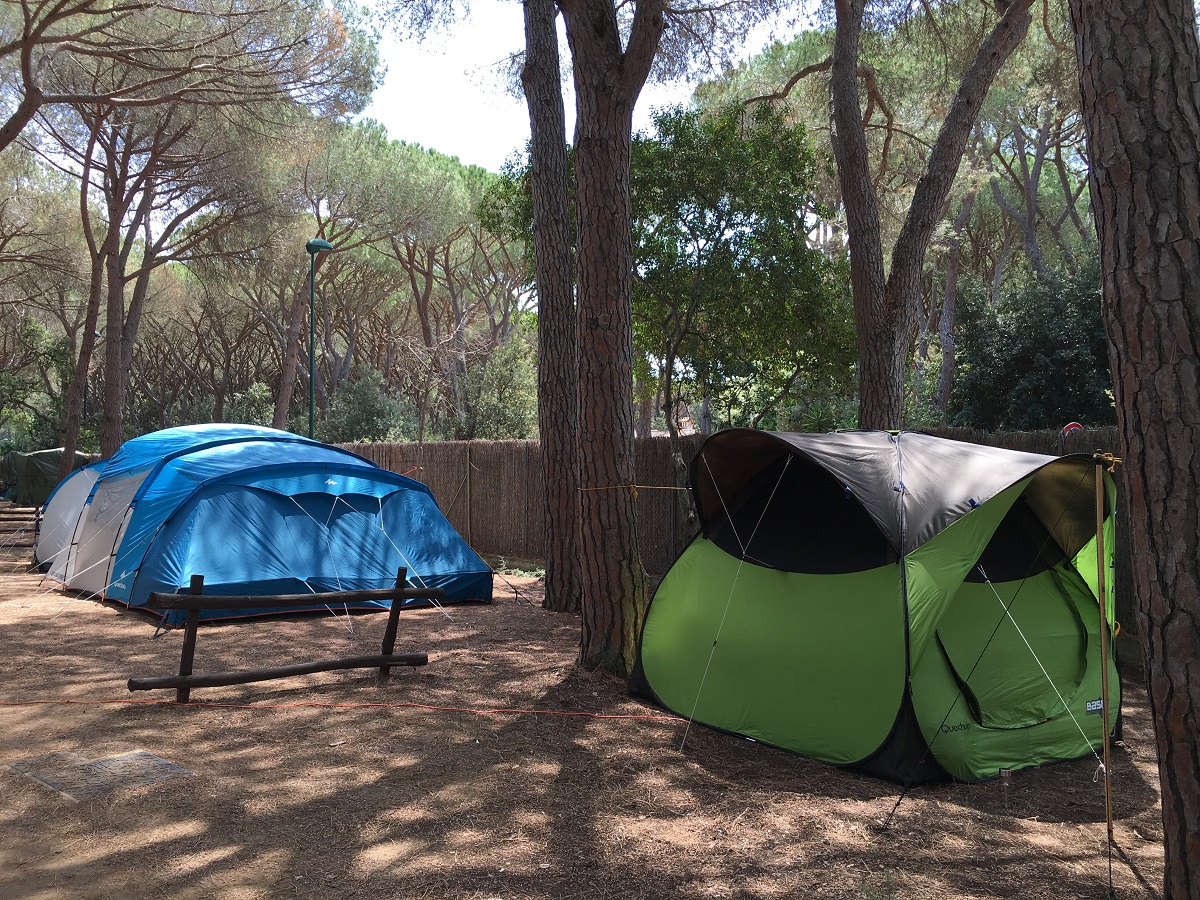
630;429;1119;784
2;448;92;508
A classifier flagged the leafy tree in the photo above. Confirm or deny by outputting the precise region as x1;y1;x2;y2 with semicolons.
13;0;379;468
269;120;440;429
0;313;60;446
452;325;538;441
225;384;275;429
0;0;376;153
1068;0;1200;895
826;0;1036;429
703;12;1095;422
122;275;280;430
949;261;1114;430
630;102;853;470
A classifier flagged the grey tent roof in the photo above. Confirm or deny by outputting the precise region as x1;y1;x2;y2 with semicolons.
690;429;1099;555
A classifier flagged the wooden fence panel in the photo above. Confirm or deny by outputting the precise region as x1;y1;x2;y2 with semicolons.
468;441;536;561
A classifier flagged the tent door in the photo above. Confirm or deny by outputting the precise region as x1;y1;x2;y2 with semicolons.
934;567;1090;729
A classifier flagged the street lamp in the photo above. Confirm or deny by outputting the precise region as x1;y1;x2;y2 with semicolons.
305;237;334;438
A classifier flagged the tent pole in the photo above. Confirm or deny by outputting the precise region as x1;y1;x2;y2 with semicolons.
1093;451;1116;894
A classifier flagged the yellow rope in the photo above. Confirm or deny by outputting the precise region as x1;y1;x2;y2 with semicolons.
577;484;689;500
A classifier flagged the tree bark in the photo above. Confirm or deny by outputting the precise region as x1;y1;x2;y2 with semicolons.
831;0;1033;429
521;0;581;613
100;221;127;457
559;0;664;674
935;190;974;413
829;0;889;426
58;127;108;477
1068;2;1200;896
272;261;327;431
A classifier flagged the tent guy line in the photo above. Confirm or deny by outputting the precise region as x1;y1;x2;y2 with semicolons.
700;452;746;556
680;454;793;752
896;460;1098;787
978;564;1102;759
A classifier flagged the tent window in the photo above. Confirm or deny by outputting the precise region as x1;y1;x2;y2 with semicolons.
704;454;892;574
962;498;1067;583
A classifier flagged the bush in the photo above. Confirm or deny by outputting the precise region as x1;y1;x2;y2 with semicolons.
318;369;420;444
950;261;1115;430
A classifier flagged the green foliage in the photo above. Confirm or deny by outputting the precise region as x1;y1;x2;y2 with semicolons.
225;384;276;428
478;146;565;292
453;330;539;440
631;102;855;429
0;407;60;454
318;368;419;444
950;258;1115;430
781;380;860;433
0;315;65;451
857;870;900;900
490;557;546;578
483;104;857;432
477;148;539;271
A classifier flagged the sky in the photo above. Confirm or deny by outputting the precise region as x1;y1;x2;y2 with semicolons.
360;0;750;173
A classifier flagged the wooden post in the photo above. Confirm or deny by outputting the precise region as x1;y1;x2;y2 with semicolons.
176;574;204;703
130;654;428;691
129;576;441;699
379;567;407;678
1094;454;1116;879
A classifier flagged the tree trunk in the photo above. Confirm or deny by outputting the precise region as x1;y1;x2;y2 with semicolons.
59;128;108;477
100;235;126;457
831;0;1033;429
634;380;654;438
829;0;891;428
1069;2;1200;896
935;190;975;413
559;0;663;675
522;0;582;614
58;271;105;478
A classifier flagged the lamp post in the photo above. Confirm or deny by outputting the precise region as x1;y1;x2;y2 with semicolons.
305;238;334;438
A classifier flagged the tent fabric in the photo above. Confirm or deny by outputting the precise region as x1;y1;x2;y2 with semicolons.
1;448;92;507
632;429;1119;784
36;425;491;625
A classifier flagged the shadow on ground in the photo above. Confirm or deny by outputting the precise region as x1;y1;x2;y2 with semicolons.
0;567;1165;900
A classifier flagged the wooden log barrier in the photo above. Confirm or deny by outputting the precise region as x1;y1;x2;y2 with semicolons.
126;654;428;691
127;567;440;703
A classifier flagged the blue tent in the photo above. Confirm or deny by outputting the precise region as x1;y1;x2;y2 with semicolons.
37;425;491;624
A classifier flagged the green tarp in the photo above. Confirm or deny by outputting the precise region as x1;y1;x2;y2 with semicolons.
1;449;92;507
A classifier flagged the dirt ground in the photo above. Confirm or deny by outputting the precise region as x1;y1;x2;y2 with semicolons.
0;503;1165;900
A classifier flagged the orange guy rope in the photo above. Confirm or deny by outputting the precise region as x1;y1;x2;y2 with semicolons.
0;696;684;723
